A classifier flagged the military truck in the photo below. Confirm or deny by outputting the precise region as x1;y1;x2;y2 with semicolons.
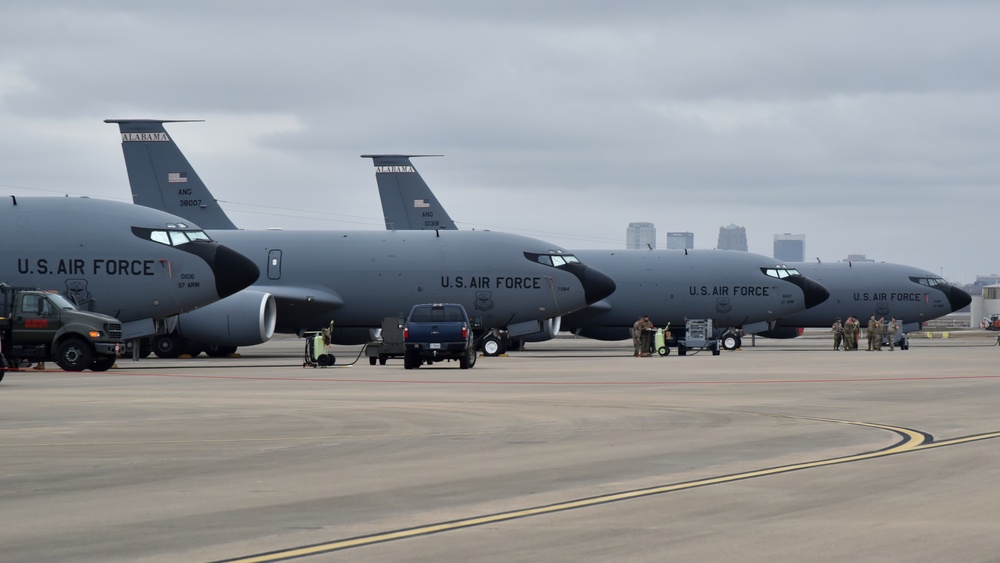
0;284;123;380
402;303;477;369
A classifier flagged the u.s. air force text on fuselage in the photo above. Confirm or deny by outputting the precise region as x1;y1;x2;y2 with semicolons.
441;275;570;291
18;258;157;276
853;292;927;302
690;285;773;297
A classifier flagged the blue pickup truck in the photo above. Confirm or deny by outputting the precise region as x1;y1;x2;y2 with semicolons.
402;303;477;369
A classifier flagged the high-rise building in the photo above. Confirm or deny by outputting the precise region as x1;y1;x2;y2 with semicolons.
626;222;656;249
666;231;694;250
717;224;747;251
773;233;805;262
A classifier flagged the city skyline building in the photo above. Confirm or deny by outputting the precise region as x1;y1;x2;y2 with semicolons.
626;222;656;249
666;231;694;250
773;233;805;262
717;223;748;251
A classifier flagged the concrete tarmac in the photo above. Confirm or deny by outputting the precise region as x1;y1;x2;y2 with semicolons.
1;333;998;562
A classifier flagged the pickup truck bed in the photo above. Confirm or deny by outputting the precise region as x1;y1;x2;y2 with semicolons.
403;303;476;369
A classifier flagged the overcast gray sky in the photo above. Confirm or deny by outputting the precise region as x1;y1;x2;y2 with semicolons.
2;1;997;283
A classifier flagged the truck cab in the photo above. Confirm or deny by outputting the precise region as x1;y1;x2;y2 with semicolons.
0;285;124;379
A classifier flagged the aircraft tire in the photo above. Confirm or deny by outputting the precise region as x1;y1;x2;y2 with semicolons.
56;338;93;372
206;345;237;358
90;356;116;372
722;334;741;350
153;334;186;359
482;334;506;357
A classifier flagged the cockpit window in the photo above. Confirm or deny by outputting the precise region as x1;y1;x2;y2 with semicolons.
524;252;581;269
131;226;213;247
762;267;801;279
910;276;946;287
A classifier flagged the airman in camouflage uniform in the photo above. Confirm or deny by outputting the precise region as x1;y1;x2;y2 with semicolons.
886;317;899;351
832;318;843;350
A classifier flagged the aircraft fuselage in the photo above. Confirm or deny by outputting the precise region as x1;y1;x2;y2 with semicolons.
208;228;611;333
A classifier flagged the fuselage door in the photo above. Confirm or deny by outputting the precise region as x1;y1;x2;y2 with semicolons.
267;250;282;280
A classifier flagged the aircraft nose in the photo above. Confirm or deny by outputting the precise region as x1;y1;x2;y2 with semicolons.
563;263;617;304
943;284;972;312
178;241;260;298
210;244;261;298
787;276;831;309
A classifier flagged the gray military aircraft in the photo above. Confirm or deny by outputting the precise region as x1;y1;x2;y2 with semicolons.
362;155;970;350
766;261;970;341
1;195;260;346
361;155;830;352
105;120;617;357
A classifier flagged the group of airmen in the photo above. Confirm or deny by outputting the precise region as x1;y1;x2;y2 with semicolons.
629;313;902;357
832;316;900;351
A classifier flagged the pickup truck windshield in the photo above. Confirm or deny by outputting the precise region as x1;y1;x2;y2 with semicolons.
411;307;465;323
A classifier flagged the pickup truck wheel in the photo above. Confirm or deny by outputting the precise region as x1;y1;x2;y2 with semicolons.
90;356;116;372
369;357;377;366
482;334;506;357
379;356;387;365
460;347;477;369
403;350;419;370
56;338;93;372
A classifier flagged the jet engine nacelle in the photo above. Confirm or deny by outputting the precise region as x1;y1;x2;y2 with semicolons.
755;327;805;339
176;290;277;346
518;317;562;343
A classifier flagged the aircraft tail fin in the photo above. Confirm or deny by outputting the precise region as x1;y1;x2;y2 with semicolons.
105;119;238;230
360;155;457;231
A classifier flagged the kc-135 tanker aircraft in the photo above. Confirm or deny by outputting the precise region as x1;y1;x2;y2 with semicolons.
1;196;260;348
358;154;970;349
106;119;617;358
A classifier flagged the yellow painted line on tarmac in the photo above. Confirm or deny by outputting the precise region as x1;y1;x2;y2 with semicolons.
216;418;997;563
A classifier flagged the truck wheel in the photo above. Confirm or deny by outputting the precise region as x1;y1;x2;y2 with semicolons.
90;356;116;372
153;334;185;359
460;347;476;369
379;355;387;365
369;356;377;366
404;350;419;370
482;334;506;357
677;344;687;356
56;338;93;372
